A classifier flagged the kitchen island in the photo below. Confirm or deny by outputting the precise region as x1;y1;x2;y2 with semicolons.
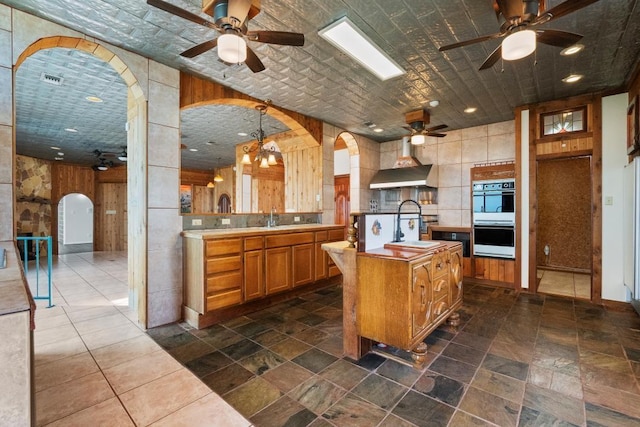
357;240;463;368
182;224;344;328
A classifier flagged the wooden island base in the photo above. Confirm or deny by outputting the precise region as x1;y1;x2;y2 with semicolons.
356;241;464;370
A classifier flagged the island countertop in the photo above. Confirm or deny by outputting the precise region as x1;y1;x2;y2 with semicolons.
0;241;36;327
182;224;343;239
357;240;459;261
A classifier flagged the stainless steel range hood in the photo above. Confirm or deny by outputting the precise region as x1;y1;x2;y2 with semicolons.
370;137;438;190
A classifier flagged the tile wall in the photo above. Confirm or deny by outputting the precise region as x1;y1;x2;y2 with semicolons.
379;120;516;227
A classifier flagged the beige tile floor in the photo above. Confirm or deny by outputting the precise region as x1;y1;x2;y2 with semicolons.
537;268;591;299
27;252;249;426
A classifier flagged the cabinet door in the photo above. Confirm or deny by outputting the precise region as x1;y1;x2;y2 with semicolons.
315;242;328;281
244;250;264;301
293;243;314;287
411;262;432;338
450;248;463;305
265;247;291;294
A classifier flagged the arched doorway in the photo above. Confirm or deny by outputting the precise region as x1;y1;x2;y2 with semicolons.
334;132;360;234
57;193;93;254
14;37;148;326
218;193;231;213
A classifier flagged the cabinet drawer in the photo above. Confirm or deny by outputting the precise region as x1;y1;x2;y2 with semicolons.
207;289;242;311
207;271;242;293
432;276;449;302
315;230;328;242
206;238;242;256
432;297;450;323
206;255;241;274
328;228;344;241
244;236;263;251
432;251;449;278
266;232;313;248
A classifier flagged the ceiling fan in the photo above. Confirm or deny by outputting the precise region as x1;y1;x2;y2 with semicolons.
438;0;600;70
403;109;447;145
147;0;305;72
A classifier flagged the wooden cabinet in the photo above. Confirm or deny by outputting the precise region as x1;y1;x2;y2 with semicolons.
357;242;462;368
243;236;264;301
293;244;314;286
204;238;243;311
182;225;345;328
265;247;292;294
474;257;515;283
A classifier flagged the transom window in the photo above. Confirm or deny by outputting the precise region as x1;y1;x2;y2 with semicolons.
541;106;587;136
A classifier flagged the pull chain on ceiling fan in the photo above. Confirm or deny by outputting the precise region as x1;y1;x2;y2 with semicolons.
438;0;601;70
147;0;305;73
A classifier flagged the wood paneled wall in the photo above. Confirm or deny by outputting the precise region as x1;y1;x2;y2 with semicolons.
51;162;96;204
283;146;322;212
182;166;235;213
95;182;128;251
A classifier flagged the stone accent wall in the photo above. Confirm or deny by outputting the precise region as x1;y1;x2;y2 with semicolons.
15;155;52;254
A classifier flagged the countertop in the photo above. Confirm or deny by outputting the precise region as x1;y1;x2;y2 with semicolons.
182;223;343;239
358;240;460;261
0;241;36;325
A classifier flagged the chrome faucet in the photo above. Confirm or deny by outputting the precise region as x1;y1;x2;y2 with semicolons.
394;199;423;242
267;207;277;228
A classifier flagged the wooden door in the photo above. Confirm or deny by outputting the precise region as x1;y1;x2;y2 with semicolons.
244;250;264;301
292;243;314;287
265;247;291;294
95;182;127;251
334;175;350;238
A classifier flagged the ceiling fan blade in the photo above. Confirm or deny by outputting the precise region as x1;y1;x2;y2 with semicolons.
245;46;266;73
180;39;218;58
479;44;502;70
425;124;448;132
428;133;447;138
537;0;601;23
227;0;252;25
147;0;217;30
439;32;504;51
246;31;305;46
536;29;583;48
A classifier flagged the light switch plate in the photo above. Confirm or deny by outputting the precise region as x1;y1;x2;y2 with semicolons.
294;216;300;222
222;218;231;225
191;219;202;226
605;196;613;205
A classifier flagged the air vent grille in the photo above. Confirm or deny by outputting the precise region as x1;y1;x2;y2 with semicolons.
39;73;64;85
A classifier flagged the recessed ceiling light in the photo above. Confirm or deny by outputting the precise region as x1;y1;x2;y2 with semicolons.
318;16;405;81
50;146;60;150
429;100;440;108
560;44;584;56
86;96;103;103
464;107;477;113
562;74;583;83
189;148;198;152
54;157;63;161
57;152;64;156
373;128;384;133
237;132;248;137
206;141;214;145
64;128;78;133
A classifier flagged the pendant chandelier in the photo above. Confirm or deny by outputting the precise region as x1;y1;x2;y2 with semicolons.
241;104;278;169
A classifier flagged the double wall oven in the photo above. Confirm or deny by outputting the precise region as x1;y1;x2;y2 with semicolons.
472;179;515;259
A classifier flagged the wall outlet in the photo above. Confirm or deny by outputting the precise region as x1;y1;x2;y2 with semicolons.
316;194;321;202
191;219;202;226
605;196;613;206
222;218;231;225
294;216;300;222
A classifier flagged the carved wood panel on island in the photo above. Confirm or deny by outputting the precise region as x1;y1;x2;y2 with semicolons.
182;225;344;328
357;241;463;369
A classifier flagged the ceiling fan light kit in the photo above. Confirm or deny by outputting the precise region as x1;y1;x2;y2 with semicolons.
411;134;426;145
502;29;536;61
217;33;247;63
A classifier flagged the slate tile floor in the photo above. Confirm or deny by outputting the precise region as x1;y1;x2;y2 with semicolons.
149;284;640;427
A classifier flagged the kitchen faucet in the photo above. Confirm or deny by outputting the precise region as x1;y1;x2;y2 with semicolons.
267;207;277;228
393;199;423;242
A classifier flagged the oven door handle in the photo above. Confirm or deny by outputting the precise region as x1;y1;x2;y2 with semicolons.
473;221;515;226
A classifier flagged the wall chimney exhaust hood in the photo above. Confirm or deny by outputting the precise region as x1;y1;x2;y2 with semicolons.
369;137;438;190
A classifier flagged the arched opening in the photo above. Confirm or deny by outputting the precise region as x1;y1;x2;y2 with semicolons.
57;193;93;254
217;193;231;213
334;131;361;235
14;37;147;326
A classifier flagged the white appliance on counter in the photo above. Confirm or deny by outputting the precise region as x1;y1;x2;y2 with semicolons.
623;157;640;314
360;213;421;251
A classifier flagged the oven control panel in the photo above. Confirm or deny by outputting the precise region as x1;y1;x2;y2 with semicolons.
473;180;515;192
